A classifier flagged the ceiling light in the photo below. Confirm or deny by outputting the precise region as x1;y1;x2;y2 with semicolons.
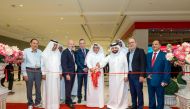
19;4;24;7
11;4;24;8
60;17;64;20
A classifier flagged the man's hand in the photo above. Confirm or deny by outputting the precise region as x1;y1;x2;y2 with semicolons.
139;77;145;83
96;63;100;68
60;74;63;79
66;74;71;81
124;77;128;82
161;82;168;87
42;75;46;80
83;68;88;72
90;68;95;72
23;76;28;81
147;74;152;79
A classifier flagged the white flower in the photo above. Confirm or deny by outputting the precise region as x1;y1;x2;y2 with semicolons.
185;54;190;64
4;45;13;56
11;46;19;52
182;42;190;47
166;53;174;61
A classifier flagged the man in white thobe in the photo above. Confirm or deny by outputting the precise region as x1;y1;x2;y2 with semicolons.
86;43;105;108
97;42;129;109
116;39;128;55
41;40;62;109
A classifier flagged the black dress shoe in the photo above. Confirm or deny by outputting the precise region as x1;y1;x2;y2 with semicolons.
67;103;75;109
71;102;76;104
77;99;81;103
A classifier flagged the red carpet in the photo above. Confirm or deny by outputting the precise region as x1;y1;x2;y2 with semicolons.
7;103;179;109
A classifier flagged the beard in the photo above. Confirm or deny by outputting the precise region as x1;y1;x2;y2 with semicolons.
112;50;118;54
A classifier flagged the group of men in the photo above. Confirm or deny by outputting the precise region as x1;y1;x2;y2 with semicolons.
21;37;171;109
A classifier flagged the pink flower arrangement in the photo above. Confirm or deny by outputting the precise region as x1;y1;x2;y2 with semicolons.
166;42;190;66
0;43;23;63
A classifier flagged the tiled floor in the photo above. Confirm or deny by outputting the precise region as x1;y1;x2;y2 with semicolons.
5;76;148;105
6;78;147;106
4;69;179;108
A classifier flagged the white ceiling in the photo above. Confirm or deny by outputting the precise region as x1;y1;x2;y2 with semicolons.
0;0;190;50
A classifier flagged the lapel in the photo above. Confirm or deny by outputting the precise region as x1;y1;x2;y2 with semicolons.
67;48;74;61
127;52;130;64
131;48;138;65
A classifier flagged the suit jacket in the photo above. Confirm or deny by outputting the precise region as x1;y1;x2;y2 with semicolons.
127;47;146;78
146;51;171;86
75;48;89;72
61;48;75;74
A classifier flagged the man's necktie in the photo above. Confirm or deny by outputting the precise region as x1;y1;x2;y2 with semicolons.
82;49;86;57
71;50;75;62
151;52;157;67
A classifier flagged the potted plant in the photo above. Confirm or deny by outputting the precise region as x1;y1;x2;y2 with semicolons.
177;73;187;90
165;42;190;108
164;79;179;109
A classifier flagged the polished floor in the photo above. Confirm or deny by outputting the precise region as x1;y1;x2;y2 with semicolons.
4;70;179;108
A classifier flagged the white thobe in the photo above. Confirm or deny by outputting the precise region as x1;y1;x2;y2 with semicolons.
86;53;104;108
41;51;62;109
121;47;128;55
100;52;129;109
60;78;65;101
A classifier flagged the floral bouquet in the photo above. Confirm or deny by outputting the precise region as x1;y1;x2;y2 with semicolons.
166;42;190;66
0;43;23;64
90;67;101;88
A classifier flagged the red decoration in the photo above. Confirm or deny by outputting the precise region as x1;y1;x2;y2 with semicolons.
91;71;101;88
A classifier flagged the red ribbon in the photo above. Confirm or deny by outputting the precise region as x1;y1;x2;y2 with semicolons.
91;71;101;88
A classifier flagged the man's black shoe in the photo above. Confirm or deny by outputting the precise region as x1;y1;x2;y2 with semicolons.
71;102;76;104
77;99;81;103
67;103;74;109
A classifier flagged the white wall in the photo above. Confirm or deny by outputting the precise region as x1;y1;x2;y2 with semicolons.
133;29;148;53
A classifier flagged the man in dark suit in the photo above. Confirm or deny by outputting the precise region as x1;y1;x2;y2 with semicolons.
75;39;89;103
61;40;76;108
127;38;146;109
146;40;171;109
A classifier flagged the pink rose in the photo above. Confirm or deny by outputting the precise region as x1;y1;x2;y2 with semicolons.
174;49;181;57
166;53;174;61
177;52;186;61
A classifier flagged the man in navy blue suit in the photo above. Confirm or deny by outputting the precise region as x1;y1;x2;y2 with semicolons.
75;39;89;103
127;38;146;109
61;40;76;108
146;40;171;109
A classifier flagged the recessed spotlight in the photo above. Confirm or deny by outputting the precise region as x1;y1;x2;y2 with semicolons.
11;4;24;8
60;17;64;20
19;4;24;7
11;4;16;7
